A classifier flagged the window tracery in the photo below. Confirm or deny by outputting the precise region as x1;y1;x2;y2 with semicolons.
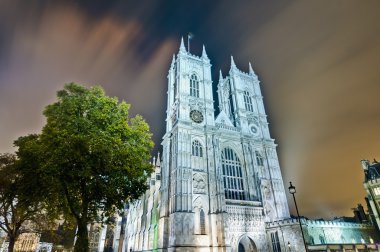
243;91;254;112
200;209;206;234
271;231;281;252
221;148;245;200
255;151;264;166
192;140;203;157
190;74;199;97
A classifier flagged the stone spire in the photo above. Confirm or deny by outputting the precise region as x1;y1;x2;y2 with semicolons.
170;54;175;69
179;37;186;53
230;55;237;70
249;62;254;75
152;156;156;167
219;70;223;81
202;45;209;60
156;152;161;167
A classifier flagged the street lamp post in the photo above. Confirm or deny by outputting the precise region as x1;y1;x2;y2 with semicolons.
288;182;308;252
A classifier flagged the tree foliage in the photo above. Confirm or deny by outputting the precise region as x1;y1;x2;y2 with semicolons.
0;146;49;252
36;83;154;251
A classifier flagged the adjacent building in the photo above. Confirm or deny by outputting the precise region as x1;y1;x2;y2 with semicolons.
362;159;380;231
267;213;380;251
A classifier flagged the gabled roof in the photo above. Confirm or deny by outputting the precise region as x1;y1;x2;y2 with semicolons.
215;110;234;127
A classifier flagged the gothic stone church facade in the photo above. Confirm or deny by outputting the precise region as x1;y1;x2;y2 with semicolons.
106;39;292;252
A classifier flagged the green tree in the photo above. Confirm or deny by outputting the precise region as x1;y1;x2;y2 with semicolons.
0;144;48;252
0;153;21;252
37;83;154;252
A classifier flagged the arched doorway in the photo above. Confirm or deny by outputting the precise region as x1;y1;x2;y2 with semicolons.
238;236;257;252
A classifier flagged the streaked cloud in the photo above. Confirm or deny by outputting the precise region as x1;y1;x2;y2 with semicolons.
0;2;176;154
1;0;380;218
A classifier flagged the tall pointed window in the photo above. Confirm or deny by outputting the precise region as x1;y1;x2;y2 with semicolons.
271;232;281;252
243;91;254;112
221;148;245;200
200;209;206;234
89;229;100;252
190;74;199;97
192;140;203;157
255;151;264;166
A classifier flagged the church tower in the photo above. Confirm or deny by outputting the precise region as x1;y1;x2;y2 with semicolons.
160;38;226;251
159;39;290;252
122;38;291;252
217;57;290;222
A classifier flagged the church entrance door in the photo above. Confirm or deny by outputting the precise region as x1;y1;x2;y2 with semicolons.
237;235;257;252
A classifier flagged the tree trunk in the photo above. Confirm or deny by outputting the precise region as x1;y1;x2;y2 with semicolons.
74;219;89;252
7;235;15;252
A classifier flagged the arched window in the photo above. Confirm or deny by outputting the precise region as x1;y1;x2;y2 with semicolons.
190;74;199;97
340;235;345;243
255;151;264;166
243;91;254;112
221;148;245;200
319;235;325;244
310;236;315;245
200;209;206;234
192;140;203;157
89;228;100;252
270;232;281;252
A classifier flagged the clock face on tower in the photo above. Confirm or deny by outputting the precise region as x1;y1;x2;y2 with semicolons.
190;110;204;123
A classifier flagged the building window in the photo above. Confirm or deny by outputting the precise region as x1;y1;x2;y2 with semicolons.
373;187;380;196
200;209;206;234
271;232;281;252
310;236;315;244
192;140;203;157
89;229;100;252
243;91;254;112
221;148;245;200
255;151;264;166
190;74;199;97
319;235;325;244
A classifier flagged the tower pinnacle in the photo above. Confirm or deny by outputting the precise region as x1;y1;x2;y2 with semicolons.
170;54;175;69
202;45;209;60
230;55;237;69
219;70;223;81
156;152;161;167
249;62;254;75
179;37;186;53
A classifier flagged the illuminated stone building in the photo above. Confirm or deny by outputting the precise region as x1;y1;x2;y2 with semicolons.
88;39;380;252
112;38;290;252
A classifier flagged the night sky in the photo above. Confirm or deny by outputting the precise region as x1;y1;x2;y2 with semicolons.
1;0;380;219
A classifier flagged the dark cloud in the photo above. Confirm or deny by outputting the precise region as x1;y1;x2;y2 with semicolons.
1;0;380;218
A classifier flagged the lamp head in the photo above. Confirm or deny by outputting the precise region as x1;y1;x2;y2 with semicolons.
288;181;296;194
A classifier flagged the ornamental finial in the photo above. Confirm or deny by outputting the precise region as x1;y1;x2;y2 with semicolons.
179;37;186;53
230;55;237;69
202;45;209;60
249;62;255;75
